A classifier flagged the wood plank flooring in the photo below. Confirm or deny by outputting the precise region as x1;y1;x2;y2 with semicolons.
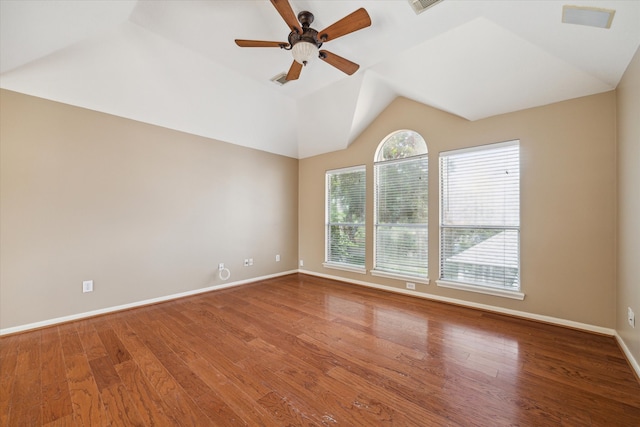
1;273;639;426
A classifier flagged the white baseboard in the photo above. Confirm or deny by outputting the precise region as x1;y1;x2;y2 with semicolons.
0;270;298;336
615;332;640;380
299;269;616;336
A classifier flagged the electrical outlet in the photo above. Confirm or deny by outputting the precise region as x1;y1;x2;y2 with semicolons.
299;259;304;267
629;307;635;328
82;280;93;293
218;263;224;271
249;258;254;266
276;254;280;262
406;282;416;290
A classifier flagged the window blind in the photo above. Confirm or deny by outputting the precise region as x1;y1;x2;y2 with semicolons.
374;156;428;277
439;141;520;290
326;166;366;268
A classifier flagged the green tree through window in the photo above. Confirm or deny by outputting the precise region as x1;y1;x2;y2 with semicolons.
379;130;427;161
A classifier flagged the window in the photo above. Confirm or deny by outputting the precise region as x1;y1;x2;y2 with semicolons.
373;130;428;281
325;166;366;273
438;140;521;297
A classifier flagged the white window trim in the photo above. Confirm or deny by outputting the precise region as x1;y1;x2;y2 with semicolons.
370;269;430;285
323;262;367;275
436;279;525;300
326;164;366;175
438;139;519;157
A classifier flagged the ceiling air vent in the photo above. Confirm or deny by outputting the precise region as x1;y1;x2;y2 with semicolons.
271;72;290;86
409;0;444;15
562;5;615;29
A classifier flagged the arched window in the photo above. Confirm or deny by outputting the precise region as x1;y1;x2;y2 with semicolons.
373;130;429;280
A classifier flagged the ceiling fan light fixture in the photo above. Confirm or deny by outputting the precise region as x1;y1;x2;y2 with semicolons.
234;3;371;78
292;41;319;65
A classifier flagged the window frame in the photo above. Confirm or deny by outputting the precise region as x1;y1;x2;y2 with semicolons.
371;130;429;283
323;165;367;274
437;140;524;300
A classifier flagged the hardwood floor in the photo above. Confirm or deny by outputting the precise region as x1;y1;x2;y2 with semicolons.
1;273;639;426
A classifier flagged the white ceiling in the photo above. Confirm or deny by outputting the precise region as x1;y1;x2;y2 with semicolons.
1;1;639;158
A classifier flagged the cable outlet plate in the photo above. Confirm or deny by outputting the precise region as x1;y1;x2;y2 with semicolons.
629;307;635;328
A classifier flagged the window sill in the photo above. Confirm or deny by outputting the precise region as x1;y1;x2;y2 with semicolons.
436;280;525;300
323;262;367;275
370;269;430;285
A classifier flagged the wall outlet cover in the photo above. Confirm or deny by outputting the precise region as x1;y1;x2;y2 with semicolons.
82;280;93;293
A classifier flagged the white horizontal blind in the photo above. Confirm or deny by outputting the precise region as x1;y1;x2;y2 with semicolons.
375;156;428;277
439;141;520;290
326;166;366;268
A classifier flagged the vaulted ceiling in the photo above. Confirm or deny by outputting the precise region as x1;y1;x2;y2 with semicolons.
1;1;639;158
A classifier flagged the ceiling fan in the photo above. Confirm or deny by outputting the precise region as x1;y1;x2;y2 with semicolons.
235;0;371;81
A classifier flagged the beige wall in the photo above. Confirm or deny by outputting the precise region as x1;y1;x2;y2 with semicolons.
0;90;298;330
0;84;625;336
616;47;640;365
299;92;617;328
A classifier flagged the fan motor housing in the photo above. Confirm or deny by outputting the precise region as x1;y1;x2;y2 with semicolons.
288;28;322;49
287;11;323;49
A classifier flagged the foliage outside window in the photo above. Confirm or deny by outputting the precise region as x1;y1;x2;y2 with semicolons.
325;166;366;271
373;130;428;279
439;140;520;291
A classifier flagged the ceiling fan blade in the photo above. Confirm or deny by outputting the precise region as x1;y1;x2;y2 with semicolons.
319;50;360;75
270;0;302;34
286;60;303;81
235;39;289;48
317;8;371;42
